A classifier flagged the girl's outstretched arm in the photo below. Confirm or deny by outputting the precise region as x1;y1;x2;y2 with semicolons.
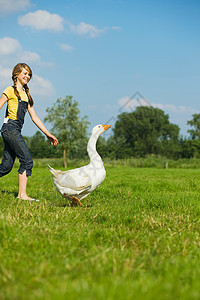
0;93;8;111
28;105;58;145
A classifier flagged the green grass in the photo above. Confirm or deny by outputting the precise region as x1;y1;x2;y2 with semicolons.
1;165;200;299
8;156;200;169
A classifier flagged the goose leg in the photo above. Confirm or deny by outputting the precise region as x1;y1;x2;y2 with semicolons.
71;198;75;207
73;196;84;207
63;194;84;207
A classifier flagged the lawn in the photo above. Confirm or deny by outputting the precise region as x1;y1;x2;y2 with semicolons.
0;165;200;299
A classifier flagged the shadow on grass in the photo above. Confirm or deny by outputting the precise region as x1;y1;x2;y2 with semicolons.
49;202;93;208
1;189;18;198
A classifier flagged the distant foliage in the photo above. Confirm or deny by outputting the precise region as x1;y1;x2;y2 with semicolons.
108;106;180;159
28;131;61;158
44;95;90;166
187;113;200;139
1;104;200;161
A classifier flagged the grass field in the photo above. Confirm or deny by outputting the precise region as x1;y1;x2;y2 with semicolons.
0;163;200;299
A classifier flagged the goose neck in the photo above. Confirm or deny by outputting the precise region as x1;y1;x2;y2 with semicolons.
87;134;101;162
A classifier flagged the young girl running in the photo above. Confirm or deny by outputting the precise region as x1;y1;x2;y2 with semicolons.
0;63;58;201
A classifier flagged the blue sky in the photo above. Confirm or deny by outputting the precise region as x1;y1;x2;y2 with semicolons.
0;0;200;137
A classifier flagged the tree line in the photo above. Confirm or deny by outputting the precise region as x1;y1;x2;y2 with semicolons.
1;95;200;163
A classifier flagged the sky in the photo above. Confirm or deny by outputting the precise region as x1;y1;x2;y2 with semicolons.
0;0;200;138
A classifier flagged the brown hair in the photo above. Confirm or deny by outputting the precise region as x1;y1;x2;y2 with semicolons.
12;63;34;106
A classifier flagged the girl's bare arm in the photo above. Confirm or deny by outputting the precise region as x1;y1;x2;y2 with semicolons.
0;93;8;111
28;104;58;145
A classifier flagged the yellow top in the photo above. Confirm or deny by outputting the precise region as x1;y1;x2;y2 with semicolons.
3;86;29;120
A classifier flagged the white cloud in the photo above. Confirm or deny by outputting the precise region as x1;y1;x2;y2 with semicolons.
0;37;41;65
119;96;139;110
152;103;197;114
0;37;21;55
18;10;64;32
18;51;41;64
0;37;54;96
30;74;55;96
112;26;121;31
0;0;30;16
118;96;197;115
69;22;106;38
59;43;74;52
0;65;12;88
118;96;151;112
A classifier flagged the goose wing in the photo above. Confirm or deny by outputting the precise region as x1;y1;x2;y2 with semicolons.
53;167;92;191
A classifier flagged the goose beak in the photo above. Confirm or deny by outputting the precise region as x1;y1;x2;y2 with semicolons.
102;124;111;131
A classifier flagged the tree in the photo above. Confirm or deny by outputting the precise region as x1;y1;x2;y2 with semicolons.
44;95;90;167
180;139;200;158
187;113;200;139
28;131;60;158
112;106;180;158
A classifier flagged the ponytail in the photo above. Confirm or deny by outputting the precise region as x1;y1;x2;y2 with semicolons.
12;74;21;100
24;84;34;107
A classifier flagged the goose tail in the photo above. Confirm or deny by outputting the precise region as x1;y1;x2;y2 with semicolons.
48;165;58;178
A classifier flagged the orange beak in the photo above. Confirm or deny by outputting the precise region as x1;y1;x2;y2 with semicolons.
102;125;111;131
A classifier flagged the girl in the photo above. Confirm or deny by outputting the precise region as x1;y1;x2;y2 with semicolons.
0;63;58;201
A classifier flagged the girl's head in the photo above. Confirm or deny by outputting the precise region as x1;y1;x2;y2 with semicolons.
12;63;34;106
12;63;32;82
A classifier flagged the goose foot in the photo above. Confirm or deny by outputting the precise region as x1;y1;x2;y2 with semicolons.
64;194;84;207
72;196;84;207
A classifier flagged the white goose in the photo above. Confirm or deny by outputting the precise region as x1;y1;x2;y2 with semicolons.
48;124;111;206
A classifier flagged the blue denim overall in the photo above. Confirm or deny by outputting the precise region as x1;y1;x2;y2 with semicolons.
0;96;33;177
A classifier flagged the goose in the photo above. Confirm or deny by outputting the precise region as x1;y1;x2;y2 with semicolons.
48;124;111;206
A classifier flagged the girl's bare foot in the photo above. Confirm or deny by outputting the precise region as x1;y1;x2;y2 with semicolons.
17;195;39;201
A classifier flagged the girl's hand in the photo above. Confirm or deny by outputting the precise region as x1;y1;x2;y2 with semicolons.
47;134;58;146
